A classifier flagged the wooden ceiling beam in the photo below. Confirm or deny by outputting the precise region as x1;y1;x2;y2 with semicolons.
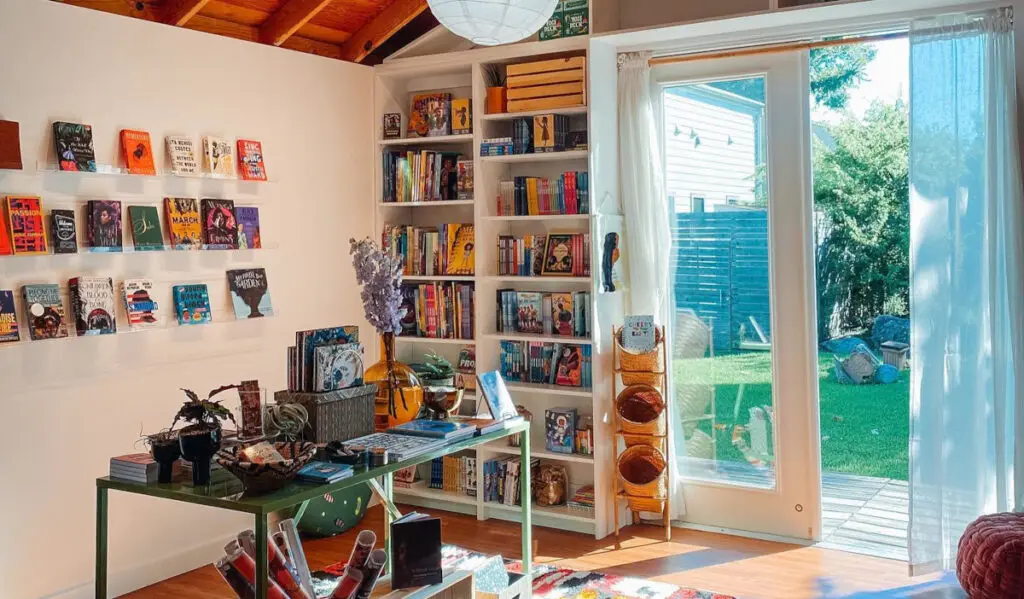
162;0;212;26
185;15;344;59
340;0;428;63
259;0;336;46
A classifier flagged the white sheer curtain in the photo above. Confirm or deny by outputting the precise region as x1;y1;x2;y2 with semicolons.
908;7;1024;575
617;52;683;517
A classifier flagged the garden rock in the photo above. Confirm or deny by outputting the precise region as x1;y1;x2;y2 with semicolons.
822;335;867;355
872;315;910;348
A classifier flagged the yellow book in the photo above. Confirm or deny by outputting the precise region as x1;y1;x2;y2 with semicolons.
527;178;539;215
446;224;475;275
452;98;472;135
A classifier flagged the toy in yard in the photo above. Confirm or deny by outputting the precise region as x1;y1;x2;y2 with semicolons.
833;342;900;385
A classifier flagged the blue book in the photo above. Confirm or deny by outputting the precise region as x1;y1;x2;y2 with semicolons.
390;419;476;441
297;461;353;483
173;284;211;326
476;371;518;421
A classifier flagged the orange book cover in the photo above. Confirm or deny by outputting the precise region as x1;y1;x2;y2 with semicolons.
5;196;47;255
237;139;267;181
0;214;11;255
120;129;156;175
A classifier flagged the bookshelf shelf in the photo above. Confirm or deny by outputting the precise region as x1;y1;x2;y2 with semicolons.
505;382;594;397
394;481;477;506
395;337;475;345
402;275;475;282
378;134;474;147
379;200;475;208
0;243;278;257
484;444;594;464
36;162;274;183
484;333;592;345
480;106;589;122
480;276;592;284
480;150;589;164
482;214;591;222
483;501;595;523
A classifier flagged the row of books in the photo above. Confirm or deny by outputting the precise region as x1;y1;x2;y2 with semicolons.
544;407;593;455
380;151;473;204
511;114;573;154
427;455;478;497
383;224;475;276
499;341;593;388
52;121;267;179
0;196;261;256
399;282;475;340
405;93;472;138
497;233;591;278
497;289;591;338
285;325;361;393
481;456;540;505
496;173;590;216
0;269;273;342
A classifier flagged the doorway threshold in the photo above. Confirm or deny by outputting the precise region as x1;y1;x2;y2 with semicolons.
818;472;908;562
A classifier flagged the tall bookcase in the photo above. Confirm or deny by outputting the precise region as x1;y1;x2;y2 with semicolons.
373;37;612;538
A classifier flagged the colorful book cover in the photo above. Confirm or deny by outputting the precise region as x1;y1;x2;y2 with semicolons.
69;276;117;336
550;293;574;336
562;0;590;37
623;315;656;353
22;283;68;340
451;98;472;135
313;343;363;392
554;345;582;386
541;233;576;276
50;209;78;254
236;139;266;181
516;292;544;334
545;407;577;454
426;93;452;137
128;205;163;251
408;93;433;138
0;290;19;343
445;224;474;275
234;206;261;249
202;136;235;177
172;284;211;326
297;326;360;392
383;113;402;139
476;370;518;421
164;198;202;250
122;278;159;329
53;121;96;172
226;268;273;319
166;136;198;176
120;129;156;175
6;196;47;255
0;217;10;255
533;114;555;152
456;160;473;200
202;199;237;248
87;200;122;251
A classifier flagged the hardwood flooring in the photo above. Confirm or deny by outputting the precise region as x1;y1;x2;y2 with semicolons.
124;505;962;599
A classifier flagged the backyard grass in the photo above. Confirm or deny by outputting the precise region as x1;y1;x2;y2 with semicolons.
673;351;909;481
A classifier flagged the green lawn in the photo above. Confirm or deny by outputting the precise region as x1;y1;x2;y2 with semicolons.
673;351;909;481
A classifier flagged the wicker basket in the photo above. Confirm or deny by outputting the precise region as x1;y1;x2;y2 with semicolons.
622;495;667;513
621;432;667;449
617;444;668;499
616;328;665;383
215;441;317;495
274;384;377;443
616;385;667;436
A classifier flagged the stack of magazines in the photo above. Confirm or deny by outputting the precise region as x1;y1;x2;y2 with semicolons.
109;453;175;484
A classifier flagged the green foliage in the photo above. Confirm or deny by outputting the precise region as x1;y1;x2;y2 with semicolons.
417;350;455;382
814;100;910;337
172;385;239;430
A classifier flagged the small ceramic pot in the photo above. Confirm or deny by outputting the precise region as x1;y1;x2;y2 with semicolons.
486;87;507;114
179;425;222;485
148;435;181;484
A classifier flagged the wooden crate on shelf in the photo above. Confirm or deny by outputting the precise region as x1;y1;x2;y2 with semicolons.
506;56;587;113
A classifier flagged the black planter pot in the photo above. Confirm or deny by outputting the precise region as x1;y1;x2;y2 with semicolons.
149;437;181;484
179;425;222;485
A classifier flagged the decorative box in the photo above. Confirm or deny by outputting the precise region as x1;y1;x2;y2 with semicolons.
274;383;376;443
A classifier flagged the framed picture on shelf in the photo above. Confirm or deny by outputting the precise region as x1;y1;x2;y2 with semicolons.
541;233;576;276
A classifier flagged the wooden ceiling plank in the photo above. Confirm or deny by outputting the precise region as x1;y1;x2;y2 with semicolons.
163;0;213;25
184;14;343;58
259;0;337;46
196;1;270;27
339;0;427;63
55;0;162;21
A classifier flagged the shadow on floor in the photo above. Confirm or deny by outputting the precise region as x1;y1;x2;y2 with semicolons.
815;572;964;598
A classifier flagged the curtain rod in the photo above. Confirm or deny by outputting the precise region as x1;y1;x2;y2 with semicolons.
648;30;909;66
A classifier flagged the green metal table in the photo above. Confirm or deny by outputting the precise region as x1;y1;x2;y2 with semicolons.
95;422;532;599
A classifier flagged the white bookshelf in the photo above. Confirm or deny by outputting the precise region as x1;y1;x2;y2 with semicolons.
374;42;606;538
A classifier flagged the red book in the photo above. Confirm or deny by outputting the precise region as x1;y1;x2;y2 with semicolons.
0;214;11;255
426;284;438;338
237;139;268;181
6;196;47;255
566;172;577;214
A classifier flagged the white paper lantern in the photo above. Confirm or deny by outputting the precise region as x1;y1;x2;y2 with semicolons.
427;0;560;46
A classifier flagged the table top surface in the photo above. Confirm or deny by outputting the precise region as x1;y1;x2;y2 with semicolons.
97;422;529;515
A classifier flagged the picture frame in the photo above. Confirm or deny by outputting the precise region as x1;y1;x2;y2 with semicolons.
540;232;576;276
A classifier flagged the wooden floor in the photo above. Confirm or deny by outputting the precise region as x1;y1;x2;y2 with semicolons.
124;503;961;599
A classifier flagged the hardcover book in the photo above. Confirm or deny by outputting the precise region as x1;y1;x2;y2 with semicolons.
623;315;656;353
128;205;164;251
297;326;360;392
164;198;202;250
120;129;156;175
22;283;68;340
5;196;47;255
554;345;582;386
389;420;476;441
545;407;577;454
445;224;474;275
313;343;363;392
50;209;78;254
234;206;261;249
226;268;273;319
0;120;22;170
534;114;555;152
69;276;117;336
516;292;544;334
451;98;472;135
550;293;574;336
541;233;576;276
476;370;518;421
166;136;198;176
122;278;159;329
0;218;10;255
86;200;122;251
391;514;443;590
456;159;473;200
237;139;266;181
383;113;402;139
202;199;237;248
172;284;211;326
408;93;452;138
202;136;235;177
53;121;96;172
297;461;353;483
0;290;19;343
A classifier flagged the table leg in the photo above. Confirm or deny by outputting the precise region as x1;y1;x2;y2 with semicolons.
256;513;269;599
383;470;394;575
96;486;108;599
520;432;532;592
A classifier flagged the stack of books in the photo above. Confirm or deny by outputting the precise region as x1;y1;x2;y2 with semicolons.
481;457;540;505
109;453;171;483
428;455;477;497
568;485;596;514
399;282;475;340
297;461;353;484
497;172;590;216
497;289;591;338
480;137;513;156
500;341;593;388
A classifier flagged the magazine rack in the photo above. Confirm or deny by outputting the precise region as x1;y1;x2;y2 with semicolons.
611;325;672;542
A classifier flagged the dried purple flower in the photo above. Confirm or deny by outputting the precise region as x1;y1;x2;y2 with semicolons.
349;237;405;334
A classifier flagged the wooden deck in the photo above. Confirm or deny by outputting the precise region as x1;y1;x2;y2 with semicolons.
819;471;909;561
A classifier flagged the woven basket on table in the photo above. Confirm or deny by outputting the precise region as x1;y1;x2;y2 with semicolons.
956;512;1024;598
216;441;318;495
615;384;666;437
616;328;664;386
274;383;377;443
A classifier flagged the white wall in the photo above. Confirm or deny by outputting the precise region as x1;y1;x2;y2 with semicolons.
0;2;373;598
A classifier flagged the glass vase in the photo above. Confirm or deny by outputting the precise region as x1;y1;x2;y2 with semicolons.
364;332;423;430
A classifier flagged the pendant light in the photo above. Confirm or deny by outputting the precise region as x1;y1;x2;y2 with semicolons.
427;0;560;46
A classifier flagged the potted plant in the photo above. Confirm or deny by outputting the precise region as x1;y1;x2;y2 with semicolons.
172;385;239;485
415;351;456;386
484;64;507;114
142;430;181;484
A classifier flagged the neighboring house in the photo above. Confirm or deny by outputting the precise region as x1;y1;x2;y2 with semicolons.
664;84;764;213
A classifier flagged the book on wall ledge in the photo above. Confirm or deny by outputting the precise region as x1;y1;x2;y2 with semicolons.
237;139;267;181
128;205;164;251
0;214;10;255
0;120;23;170
227;268;273;319
123;278;159;330
234;206;261;249
5;196;48;255
23;284;68;340
166;136;198;176
53;121;96;172
87;200;123;252
173;283;212;326
0;289;19;343
69;276;117;336
120;129;156;175
164;198;202;250
50;209;78;254
202;198;237;249
202;136;235;177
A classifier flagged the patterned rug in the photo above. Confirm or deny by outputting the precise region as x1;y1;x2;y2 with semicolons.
313;545;734;599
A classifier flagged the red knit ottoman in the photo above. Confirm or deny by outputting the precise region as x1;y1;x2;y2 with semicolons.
956;512;1024;598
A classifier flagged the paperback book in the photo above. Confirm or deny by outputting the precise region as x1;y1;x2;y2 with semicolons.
120;129;156;175
476;370;518;421
0;119;22;170
22;283;68;340
313;343;363;392
87;200;123;251
53;121;96;172
166;136;198;176
69;276;117;336
173;284;212;325
408;92;452;138
390;514;442;590
202;136;235;177
202;199;237;249
5;196;47;255
227;268;273;319
389;419;476;441
50;209;78;254
0;216;10;255
294;326;360;392
545;407;577;454
234;206;261;249
297;461;353;484
123;278;159;329
0;290;19;343
451;98;472;135
164;198;202;250
236;139;267;181
128;205;164;251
